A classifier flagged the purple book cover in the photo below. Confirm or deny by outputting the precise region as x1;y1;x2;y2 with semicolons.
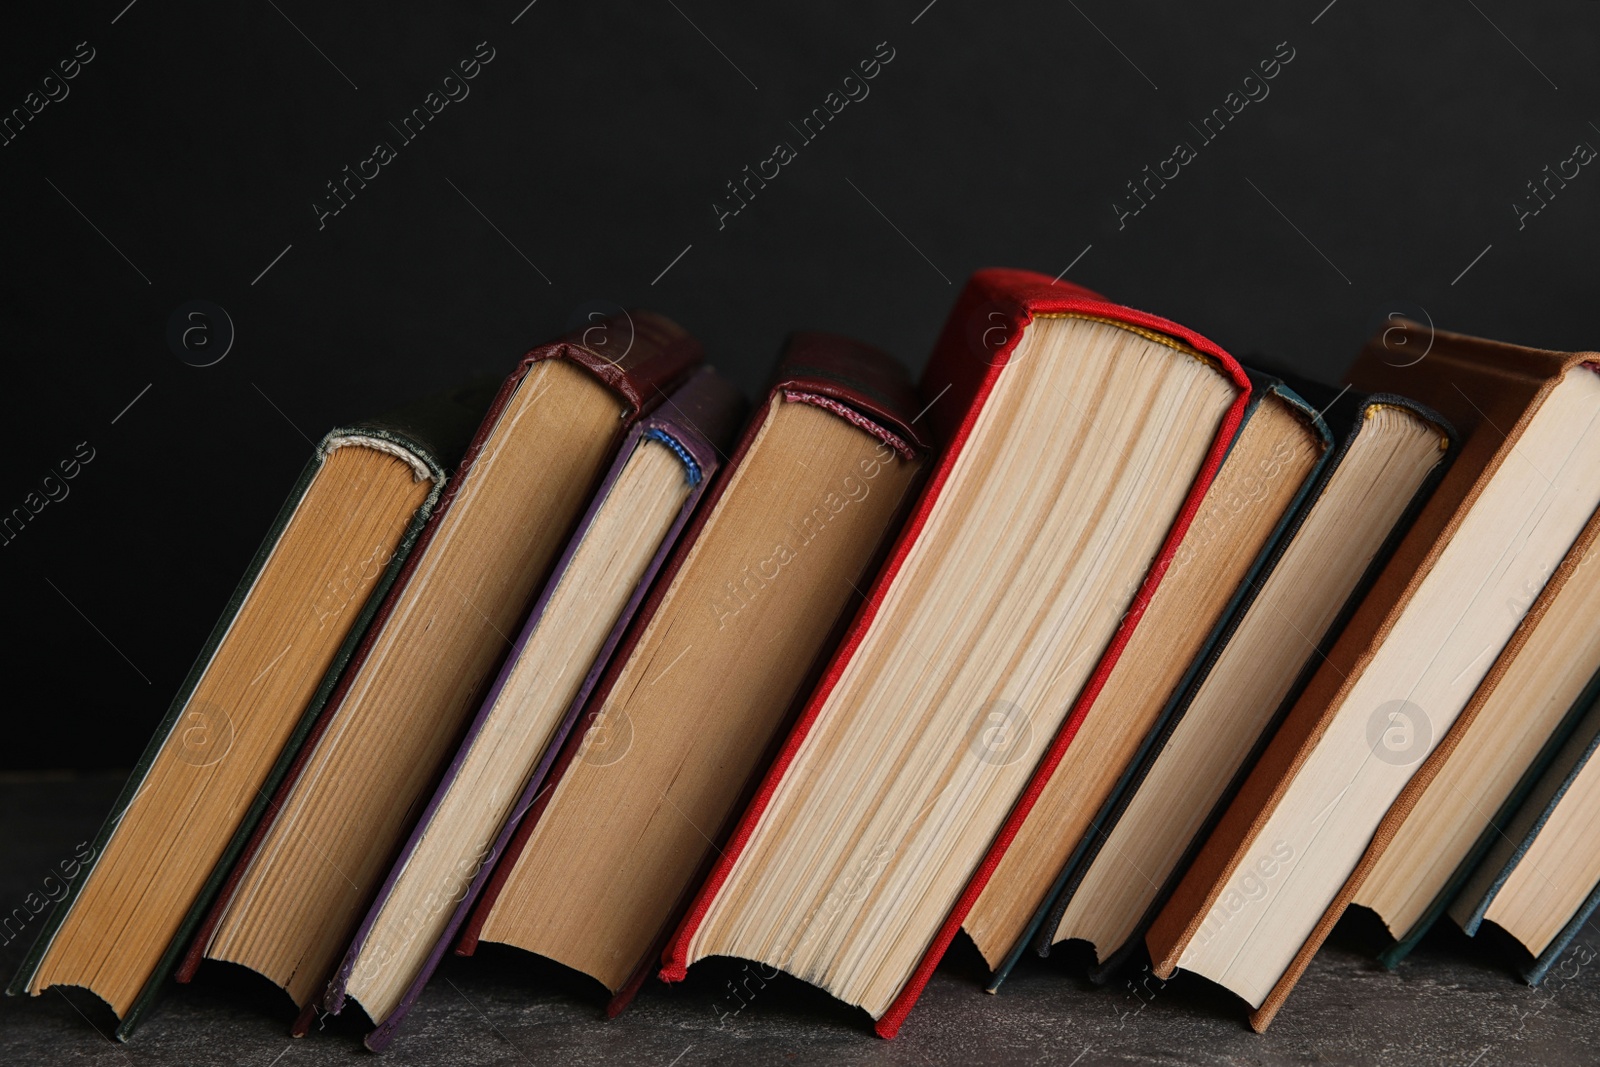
323;368;744;1050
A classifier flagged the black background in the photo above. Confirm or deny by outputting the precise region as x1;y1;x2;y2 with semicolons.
3;1;1594;769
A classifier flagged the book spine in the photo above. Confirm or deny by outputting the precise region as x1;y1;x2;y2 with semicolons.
1132;403;1443;982
1146;383;1502;990
467;372;923;995
457;390;780;961
1040;391;1402;970
655;307;1008;989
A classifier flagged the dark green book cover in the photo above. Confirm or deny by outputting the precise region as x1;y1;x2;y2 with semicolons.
6;382;492;1039
1377;662;1600;969
1010;381;1453;988
982;373;1335;991
1451;696;1600;984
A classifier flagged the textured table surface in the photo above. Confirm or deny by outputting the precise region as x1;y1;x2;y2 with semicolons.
3;773;1596;1066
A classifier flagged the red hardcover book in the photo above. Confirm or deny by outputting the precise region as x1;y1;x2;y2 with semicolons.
660;268;1250;1037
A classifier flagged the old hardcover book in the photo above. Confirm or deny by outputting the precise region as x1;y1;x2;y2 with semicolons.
965;373;1331;985
7;384;492;1039
662;267;1250;1037
1450;697;1600;983
1034;384;1453;982
324;369;744;1050
1148;322;1600;1030
1357;510;1600;966
457;332;928;1012
175;312;700;1019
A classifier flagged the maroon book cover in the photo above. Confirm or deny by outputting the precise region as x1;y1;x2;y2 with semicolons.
455;331;931;1017
174;312;702;1010
323;369;744;1050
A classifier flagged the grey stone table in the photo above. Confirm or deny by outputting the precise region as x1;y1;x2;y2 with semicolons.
3;773;1596;1066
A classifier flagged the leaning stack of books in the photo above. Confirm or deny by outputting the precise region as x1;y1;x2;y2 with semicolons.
13;268;1600;1046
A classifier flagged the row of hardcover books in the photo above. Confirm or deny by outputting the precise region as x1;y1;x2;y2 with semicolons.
12;268;1600;1046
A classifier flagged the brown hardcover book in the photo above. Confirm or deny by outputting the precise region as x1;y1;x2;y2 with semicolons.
176;313;699;1016
1355;511;1600;953
457;332;927;1009
1148;322;1600;1030
1041;387;1452;976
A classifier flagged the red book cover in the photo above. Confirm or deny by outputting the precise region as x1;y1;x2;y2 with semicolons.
659;267;1250;1037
